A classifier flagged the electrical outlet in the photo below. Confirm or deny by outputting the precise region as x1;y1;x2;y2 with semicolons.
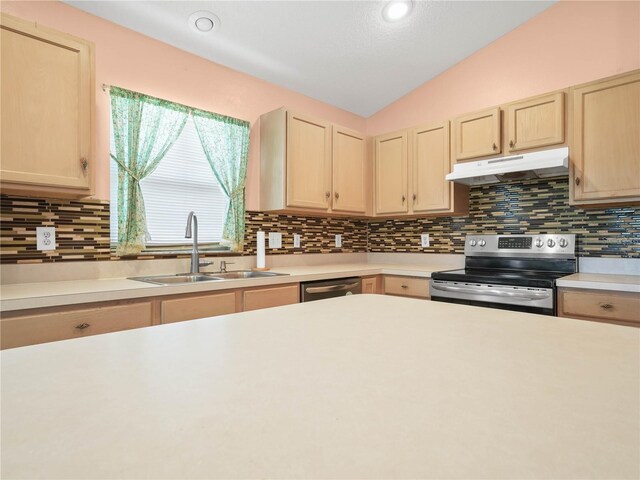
335;234;342;248
293;233;301;248
36;227;56;251
421;233;430;248
268;232;282;249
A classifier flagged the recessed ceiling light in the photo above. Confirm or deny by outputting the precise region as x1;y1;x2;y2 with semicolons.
188;11;220;34
382;1;413;22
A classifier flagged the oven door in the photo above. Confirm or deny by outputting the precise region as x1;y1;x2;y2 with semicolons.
430;279;555;316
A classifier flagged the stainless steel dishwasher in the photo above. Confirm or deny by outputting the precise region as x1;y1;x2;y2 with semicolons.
300;277;362;302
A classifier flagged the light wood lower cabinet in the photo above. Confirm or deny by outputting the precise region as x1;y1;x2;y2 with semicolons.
557;288;640;327
243;284;299;311
160;291;239;324
1;299;153;349
361;275;381;294
383;276;430;299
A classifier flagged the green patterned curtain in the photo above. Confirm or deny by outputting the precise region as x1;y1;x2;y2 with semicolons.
192;109;250;251
109;87;189;255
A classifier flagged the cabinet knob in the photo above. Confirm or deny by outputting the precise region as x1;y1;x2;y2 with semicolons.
599;303;613;310
334;192;339;200
575;177;581;186
325;191;330;199
412;193;417;203
492;143;498;151
75;323;90;330
509;140;515;148
81;158;88;171
401;195;406;203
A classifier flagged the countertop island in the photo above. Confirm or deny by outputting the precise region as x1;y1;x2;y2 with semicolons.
1;295;638;479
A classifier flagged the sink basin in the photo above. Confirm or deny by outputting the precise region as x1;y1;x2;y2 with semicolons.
129;274;224;285
129;270;287;285
203;270;288;279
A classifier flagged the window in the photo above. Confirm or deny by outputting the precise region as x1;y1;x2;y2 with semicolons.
110;119;228;248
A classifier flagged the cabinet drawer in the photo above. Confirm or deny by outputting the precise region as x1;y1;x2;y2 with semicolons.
384;276;430;298
243;284;299;312
161;291;237;324
1;301;152;350
558;289;640;325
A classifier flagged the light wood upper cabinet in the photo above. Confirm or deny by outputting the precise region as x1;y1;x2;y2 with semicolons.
374;130;408;215
260;108;367;214
286;112;332;210
0;13;94;198
505;92;565;152
570;71;640;205
411;122;452;213
453;107;501;161
332;126;366;214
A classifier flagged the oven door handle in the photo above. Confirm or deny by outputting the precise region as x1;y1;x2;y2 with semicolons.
431;283;550;301
305;282;360;294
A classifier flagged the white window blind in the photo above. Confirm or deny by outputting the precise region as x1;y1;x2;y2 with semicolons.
110;119;228;246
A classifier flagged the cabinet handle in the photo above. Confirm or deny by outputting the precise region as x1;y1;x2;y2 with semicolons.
401;195;406;203
401;284;408;289
81;158;88;171
325;191;330;200
75;323;91;330
334;192;339;200
492;143;498;151
599;303;613;310
509;140;515;148
575;177;581;186
412;193;417;203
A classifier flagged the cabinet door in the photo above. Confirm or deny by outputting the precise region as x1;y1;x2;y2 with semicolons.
160;291;237;324
361;276;380;294
411;122;451;213
243;284;299;312
332;126;366;214
571;71;640;203
558;288;640;327
374;131;408;215
506;92;565;152
453;107;501;161
1;300;152;350
286;112;331;210
0;14;93;195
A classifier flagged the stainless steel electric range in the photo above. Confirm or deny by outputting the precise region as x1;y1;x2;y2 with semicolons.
430;234;576;316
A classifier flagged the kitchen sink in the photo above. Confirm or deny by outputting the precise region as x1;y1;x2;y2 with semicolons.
204;270;287;279
129;274;225;285
129;270;288;285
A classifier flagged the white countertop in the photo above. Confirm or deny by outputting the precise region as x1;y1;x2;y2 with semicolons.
2;295;638;479
0;263;451;312
556;273;640;293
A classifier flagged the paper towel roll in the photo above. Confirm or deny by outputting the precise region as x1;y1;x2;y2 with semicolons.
256;231;266;269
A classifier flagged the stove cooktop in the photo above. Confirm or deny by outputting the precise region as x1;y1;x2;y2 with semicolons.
431;268;571;289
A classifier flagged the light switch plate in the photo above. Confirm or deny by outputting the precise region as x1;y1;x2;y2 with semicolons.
293;233;301;248
335;234;342;248
36;227;56;251
421;233;430;248
268;232;282;249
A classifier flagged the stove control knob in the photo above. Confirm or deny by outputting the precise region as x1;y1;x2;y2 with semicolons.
479;240;487;247
469;240;477;247
547;239;556;248
535;238;544;248
558;238;568;248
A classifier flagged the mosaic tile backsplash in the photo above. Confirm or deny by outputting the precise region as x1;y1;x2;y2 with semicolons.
1;177;638;264
369;179;639;258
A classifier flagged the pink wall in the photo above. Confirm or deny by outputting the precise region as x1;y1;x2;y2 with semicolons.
367;1;640;135
1;1;365;209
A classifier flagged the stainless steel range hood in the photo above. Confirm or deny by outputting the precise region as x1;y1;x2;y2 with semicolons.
446;147;569;186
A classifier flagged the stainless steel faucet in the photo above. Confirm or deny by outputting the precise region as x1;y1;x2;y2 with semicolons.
185;211;211;274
